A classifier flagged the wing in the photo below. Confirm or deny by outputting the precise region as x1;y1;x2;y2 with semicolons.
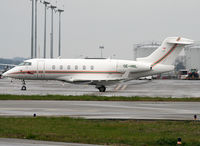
57;76;125;86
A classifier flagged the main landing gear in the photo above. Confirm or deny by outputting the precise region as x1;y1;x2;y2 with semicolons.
21;80;26;91
97;85;106;92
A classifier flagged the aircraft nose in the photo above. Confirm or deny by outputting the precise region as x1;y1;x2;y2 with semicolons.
2;67;18;79
2;70;12;78
2;72;8;78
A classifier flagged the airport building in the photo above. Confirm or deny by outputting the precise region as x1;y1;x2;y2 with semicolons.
134;42;160;59
185;43;200;71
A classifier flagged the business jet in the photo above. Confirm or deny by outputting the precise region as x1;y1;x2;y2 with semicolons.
2;37;193;92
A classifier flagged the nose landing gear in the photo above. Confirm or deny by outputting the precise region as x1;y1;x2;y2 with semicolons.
21;80;26;91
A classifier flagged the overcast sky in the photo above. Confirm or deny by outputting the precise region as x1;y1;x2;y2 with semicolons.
0;0;200;59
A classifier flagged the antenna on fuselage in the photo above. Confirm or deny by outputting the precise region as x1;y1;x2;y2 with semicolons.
99;45;104;58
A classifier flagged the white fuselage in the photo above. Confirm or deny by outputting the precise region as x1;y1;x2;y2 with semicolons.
4;58;174;86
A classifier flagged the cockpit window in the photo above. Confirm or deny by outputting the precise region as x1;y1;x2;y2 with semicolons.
19;62;32;66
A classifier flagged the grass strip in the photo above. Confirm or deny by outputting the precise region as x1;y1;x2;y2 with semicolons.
0;94;200;102
0;117;200;145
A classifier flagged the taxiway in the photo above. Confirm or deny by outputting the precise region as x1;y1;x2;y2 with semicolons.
1;79;200;97
0;100;199;120
0;138;100;146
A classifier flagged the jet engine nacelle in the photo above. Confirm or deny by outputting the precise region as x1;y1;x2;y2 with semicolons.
123;62;151;73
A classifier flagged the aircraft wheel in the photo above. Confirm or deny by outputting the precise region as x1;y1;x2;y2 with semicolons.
98;86;106;92
21;86;26;91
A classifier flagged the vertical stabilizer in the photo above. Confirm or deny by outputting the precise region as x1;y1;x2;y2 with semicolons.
137;37;193;67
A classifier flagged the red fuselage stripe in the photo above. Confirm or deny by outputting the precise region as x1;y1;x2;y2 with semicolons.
11;70;123;75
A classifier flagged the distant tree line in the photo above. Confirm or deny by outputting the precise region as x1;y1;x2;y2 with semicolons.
0;57;27;70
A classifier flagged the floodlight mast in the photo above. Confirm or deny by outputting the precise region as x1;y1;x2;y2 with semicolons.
31;0;35;59
35;0;38;58
58;9;64;57
50;5;57;59
43;1;50;58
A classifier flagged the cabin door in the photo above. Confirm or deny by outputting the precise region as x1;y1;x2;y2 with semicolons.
37;61;45;79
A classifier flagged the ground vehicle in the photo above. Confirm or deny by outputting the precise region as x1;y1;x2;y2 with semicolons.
139;76;153;80
178;70;188;80
186;69;199;80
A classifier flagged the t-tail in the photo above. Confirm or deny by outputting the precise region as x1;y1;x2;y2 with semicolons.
137;37;194;67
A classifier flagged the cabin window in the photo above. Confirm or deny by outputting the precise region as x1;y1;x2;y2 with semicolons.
83;65;86;70
67;65;70;70
19;62;32;66
91;65;94;70
60;65;63;70
75;65;78;70
19;62;24;66
26;62;32;66
52;65;55;70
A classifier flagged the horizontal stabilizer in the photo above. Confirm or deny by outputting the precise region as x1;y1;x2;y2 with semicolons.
167;37;194;45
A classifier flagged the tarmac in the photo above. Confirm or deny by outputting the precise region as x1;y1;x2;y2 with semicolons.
0;138;101;146
0;100;200;120
0;79;200;120
1;79;200;145
1;78;200;97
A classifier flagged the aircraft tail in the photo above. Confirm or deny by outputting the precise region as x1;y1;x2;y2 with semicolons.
137;37;194;67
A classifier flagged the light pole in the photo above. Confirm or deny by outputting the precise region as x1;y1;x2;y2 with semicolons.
42;1;50;58
58;9;64;57
50;5;57;58
31;0;35;59
99;46;104;58
34;0;38;58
